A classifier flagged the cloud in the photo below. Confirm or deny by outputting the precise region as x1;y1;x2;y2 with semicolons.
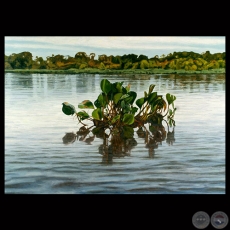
5;43;72;51
4;36;225;59
5;36;225;50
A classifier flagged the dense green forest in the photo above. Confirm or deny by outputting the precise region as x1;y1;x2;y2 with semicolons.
5;51;225;71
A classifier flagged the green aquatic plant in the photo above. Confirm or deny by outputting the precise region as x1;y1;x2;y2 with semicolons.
61;79;176;132
62;102;76;115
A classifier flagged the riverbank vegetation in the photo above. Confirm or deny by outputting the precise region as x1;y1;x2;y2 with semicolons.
5;50;225;74
4;67;225;75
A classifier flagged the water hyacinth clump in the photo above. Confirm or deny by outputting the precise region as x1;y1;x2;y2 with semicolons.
62;79;176;140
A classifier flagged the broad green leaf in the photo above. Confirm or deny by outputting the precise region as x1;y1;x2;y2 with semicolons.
77;111;90;120
123;114;134;125
99;93;107;106
166;93;172;105
121;100;126;109
94;93;107;108
94;99;101;108
123;104;131;113
78;100;95;109
166;93;170;102
171;95;176;101
111;82;123;93
148;84;155;94
113;93;123;104
144;91;148;98
120;94;129;100
136;97;145;109
127;91;137;105
111;115;120;124
108;92;114;101
111;83;118;93
122;86;128;94
62;102;76;115
123;96;134;105
147;92;157;104
100;79;112;94
131;107;138;115
166;93;176;105
116;82;123;93
92;108;102;120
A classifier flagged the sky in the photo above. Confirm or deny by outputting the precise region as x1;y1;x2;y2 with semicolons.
4;36;225;60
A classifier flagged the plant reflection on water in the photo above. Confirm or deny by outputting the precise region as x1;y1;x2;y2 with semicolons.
62;121;175;163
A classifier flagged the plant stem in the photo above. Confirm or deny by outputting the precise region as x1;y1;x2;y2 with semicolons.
137;102;148;116
162;103;170;118
163;119;169;133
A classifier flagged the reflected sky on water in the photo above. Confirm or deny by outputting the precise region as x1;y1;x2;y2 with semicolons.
5;73;225;194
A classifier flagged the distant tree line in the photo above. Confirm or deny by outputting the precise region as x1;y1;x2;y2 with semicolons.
5;51;225;71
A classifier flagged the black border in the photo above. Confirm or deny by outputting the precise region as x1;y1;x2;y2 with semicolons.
3;35;228;228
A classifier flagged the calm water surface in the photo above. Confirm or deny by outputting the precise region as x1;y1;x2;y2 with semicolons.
4;73;225;194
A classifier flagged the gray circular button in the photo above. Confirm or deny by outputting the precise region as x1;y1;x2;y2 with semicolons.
192;211;210;229
211;211;228;229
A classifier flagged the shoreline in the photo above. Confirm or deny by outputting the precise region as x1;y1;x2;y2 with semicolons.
4;68;225;75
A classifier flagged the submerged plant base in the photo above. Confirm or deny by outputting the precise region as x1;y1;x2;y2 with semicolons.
63;123;175;163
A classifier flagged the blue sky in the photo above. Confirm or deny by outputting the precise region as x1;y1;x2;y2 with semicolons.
4;36;225;60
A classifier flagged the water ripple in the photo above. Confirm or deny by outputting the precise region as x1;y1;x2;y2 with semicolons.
4;73;225;194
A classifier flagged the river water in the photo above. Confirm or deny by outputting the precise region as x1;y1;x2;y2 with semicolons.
4;73;225;194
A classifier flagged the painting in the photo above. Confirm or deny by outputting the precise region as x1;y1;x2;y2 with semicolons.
5;36;225;196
